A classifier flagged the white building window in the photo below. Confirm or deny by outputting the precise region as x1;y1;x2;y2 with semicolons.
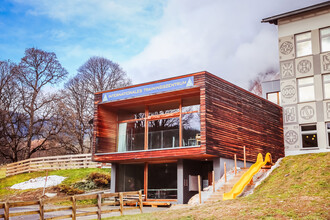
327;123;330;147
298;77;315;102
301;125;318;148
320;27;330;52
323;74;330;99
295;32;312;57
266;92;281;105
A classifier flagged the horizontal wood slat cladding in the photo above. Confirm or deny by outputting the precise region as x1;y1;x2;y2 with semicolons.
92;72;207;162
91;71;284;163
93;146;213;163
204;73;284;162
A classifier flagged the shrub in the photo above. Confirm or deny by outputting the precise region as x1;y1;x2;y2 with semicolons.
55;184;85;195
88;172;110;188
74;180;97;190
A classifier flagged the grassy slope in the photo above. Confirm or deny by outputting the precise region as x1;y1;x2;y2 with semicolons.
109;152;329;220
0;168;111;201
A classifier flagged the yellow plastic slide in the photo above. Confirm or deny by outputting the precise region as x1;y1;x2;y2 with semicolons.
223;153;272;200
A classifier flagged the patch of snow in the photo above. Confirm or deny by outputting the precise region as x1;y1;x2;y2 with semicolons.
11;175;66;190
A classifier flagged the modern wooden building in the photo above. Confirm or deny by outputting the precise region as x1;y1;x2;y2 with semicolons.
92;71;284;204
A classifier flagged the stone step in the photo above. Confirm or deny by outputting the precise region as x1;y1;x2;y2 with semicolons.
204;169;249;203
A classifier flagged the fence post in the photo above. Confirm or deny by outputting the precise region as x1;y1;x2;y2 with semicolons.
4;202;9;220
97;193;102;220
28;160;31;173
198;175;201;204
138;190;143;213
119;192;123;215
71;196;76;220
39;198;44;220
234;154;237;175
224;162;227;182
244;146;246;168
212;171;215;192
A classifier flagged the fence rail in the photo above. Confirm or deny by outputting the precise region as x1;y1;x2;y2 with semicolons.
0;191;143;220
6;154;107;177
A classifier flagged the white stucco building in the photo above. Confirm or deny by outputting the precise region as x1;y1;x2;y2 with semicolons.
262;1;330;155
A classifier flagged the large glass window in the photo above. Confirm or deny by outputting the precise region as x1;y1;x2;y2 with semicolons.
148;163;177;199
148;118;180;149
117;164;144;192
149;101;179;116
182;113;200;146
301;125;318;148
321;27;330;52
295;32;312;57
118;106;145;121
116;96;201;152
323;74;330;99
118;121;145;152
298;77;315;102
266;92;281;105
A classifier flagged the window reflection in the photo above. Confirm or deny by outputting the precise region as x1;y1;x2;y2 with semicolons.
118;121;145;152
149;101;179;115
148;118;180;149
298;77;315;102
295;32;312;57
182;112;201;146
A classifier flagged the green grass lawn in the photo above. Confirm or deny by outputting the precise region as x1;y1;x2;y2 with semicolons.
106;152;330;220
0;168;111;201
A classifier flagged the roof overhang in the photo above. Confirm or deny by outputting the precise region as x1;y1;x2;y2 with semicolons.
262;1;330;25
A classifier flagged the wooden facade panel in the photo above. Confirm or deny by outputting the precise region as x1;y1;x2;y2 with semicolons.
93;146;209;163
95;104;117;154
92;71;284;164
204;73;284;162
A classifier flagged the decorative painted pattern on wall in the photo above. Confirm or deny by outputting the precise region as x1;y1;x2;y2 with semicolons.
324;101;330;120
283;124;300;150
283;105;297;124
281;60;295;79
298;102;317;124
296;56;314;77
321;52;330;73
281;79;297;105
279;36;295;61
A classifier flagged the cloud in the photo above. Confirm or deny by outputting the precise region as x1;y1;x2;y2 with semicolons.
123;0;326;89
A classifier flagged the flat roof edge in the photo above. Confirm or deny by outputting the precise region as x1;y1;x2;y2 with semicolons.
262;1;330;25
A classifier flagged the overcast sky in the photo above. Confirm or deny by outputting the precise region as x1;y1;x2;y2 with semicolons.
0;0;326;90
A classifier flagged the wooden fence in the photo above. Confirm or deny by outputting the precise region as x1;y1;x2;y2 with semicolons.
6;154;108;177
0;191;143;220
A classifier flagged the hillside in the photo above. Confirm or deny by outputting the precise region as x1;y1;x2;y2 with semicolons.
0;168;111;201
109;152;329;220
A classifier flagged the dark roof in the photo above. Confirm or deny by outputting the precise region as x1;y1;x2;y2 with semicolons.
262;1;330;25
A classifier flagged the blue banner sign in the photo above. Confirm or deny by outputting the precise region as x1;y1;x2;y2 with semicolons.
102;76;194;103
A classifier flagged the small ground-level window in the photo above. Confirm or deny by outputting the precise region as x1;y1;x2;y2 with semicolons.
323;74;330;99
327;123;330;147
295;32;312;57
266;92;281;105
298;77;315;102
301;125;318;148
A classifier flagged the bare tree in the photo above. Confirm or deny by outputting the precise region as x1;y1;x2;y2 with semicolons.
57;56;131;153
248;70;279;96
12;48;68;159
0;60;28;162
58;76;93;154
78;56;131;94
